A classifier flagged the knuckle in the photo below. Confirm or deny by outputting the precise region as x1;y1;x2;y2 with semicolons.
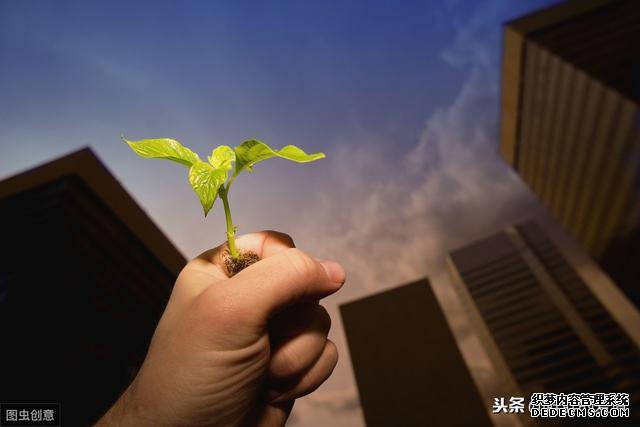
278;345;302;377
284;248;319;282
326;340;339;367
173;265;205;296
315;305;332;333
264;230;296;248
181;258;202;277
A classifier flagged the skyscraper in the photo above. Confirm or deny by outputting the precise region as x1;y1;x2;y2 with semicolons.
499;0;640;306
340;280;492;427
0;148;185;425
448;220;640;426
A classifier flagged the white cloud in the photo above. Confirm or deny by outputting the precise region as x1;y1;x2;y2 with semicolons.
287;2;544;426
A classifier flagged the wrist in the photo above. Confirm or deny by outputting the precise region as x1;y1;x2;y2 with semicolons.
95;384;149;427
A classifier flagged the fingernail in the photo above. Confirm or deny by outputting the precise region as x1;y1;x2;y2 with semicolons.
320;260;346;285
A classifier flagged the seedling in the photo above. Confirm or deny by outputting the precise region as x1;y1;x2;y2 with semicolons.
123;136;324;275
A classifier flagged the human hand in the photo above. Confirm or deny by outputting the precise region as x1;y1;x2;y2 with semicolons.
96;231;346;427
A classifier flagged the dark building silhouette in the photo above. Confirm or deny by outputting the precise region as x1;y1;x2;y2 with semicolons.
499;0;640;307
448;221;640;426
340;280;492;427
0;148;185;426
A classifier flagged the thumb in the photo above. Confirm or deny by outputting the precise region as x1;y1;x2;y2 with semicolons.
229;248;345;323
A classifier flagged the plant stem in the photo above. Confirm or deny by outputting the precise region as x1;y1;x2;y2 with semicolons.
218;185;239;259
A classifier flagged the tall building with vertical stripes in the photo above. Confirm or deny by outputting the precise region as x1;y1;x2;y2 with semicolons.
499;0;640;306
448;221;640;426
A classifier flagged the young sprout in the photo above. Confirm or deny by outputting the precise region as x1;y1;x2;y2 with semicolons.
123;136;325;274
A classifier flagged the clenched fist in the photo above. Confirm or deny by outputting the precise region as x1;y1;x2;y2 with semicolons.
96;231;345;426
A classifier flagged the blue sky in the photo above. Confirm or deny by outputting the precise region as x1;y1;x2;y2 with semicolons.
0;0;556;254
1;1;465;162
0;1;560;425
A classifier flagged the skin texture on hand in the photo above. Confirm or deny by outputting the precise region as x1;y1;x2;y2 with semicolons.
96;231;345;427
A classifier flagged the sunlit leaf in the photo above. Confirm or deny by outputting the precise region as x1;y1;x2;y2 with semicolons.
123;136;201;167
208;145;235;171
188;162;227;216
233;139;325;176
123;134;326;224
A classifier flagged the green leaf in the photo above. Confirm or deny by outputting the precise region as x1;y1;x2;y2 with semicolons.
123;136;201;167
208;145;235;171
233;139;325;176
188;162;227;216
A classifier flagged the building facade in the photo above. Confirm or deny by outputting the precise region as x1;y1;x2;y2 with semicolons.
499;0;640;307
448;221;640;426
0;148;185;425
340;280;492;427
